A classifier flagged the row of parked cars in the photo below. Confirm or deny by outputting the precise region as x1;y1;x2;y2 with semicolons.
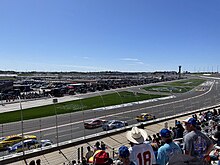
84;113;155;130
0;134;52;153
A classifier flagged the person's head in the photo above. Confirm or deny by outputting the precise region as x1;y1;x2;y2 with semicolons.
138;123;144;129
87;146;91;151
29;160;35;165
118;145;130;164
82;157;87;165
118;145;129;158
36;159;41;165
95;141;100;147
93;150;109;165
160;128;172;143
72;160;77;165
126;126;148;145
176;121;181;125
183;117;197;132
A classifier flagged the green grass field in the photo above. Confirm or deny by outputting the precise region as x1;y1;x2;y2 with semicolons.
163;79;206;87
0;91;167;124
143;79;206;93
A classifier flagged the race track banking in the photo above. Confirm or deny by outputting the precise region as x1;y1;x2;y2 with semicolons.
1;78;220;146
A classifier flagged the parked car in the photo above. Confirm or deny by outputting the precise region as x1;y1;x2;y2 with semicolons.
84;119;106;129
136;113;155;122
8;139;53;153
0;134;37;151
102;120;128;131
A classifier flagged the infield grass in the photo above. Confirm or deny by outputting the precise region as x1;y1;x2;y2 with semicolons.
0;91;167;124
143;79;206;93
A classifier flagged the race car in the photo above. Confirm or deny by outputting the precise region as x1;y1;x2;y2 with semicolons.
84;118;106;129
102;120;128;131
136;113;155;122
8;139;52;153
0;134;37;150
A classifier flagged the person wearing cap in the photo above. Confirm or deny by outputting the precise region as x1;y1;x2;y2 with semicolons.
156;128;182;165
175;121;184;139
183;117;214;163
118;145;135;165
126;126;156;165
89;150;111;165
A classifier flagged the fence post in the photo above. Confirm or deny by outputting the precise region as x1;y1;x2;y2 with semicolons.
77;148;80;163
112;148;115;159
81;146;83;162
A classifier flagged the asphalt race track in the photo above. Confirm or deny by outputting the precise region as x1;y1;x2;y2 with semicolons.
1;77;220;146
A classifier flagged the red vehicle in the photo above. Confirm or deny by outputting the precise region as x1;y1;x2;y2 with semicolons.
84;119;106;129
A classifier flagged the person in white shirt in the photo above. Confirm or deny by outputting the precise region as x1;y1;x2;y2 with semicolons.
126;126;156;165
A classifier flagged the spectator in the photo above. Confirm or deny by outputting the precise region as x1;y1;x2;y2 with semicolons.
29;160;35;165
213;125;220;146
138;123;145;129
101;141;106;150
209;144;220;165
199;113;205;123
175;121;184;139
126;126;156;165
72;160;77;165
81;157;88;165
213;109;218;116
36;159;41;165
182;117;214;163
218;109;220;116
148;135;152;142
156;128;182;165
164;122;168;129
93;150;110;165
94;141;101;152
118;145;135;165
156;133;161;141
85;146;94;163
150;143;159;158
88;150;111;165
152;134;161;147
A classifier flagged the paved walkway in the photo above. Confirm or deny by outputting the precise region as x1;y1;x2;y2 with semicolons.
9;114;193;165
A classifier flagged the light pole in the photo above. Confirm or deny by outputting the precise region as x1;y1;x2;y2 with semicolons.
98;92;106;110
0;90;4;106
115;90;125;121
53;98;59;147
169;89;176;116
18;96;25;155
77;96;86;137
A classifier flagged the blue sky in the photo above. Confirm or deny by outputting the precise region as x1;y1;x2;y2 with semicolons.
0;0;220;72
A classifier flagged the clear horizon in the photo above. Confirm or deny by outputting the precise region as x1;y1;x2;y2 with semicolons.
0;0;220;73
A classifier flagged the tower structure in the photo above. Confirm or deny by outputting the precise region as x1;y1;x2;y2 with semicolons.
178;65;181;79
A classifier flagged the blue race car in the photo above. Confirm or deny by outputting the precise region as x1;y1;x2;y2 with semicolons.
102;120;128;131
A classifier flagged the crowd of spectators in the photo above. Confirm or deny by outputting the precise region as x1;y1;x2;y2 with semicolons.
68;109;220;165
27;109;220;165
